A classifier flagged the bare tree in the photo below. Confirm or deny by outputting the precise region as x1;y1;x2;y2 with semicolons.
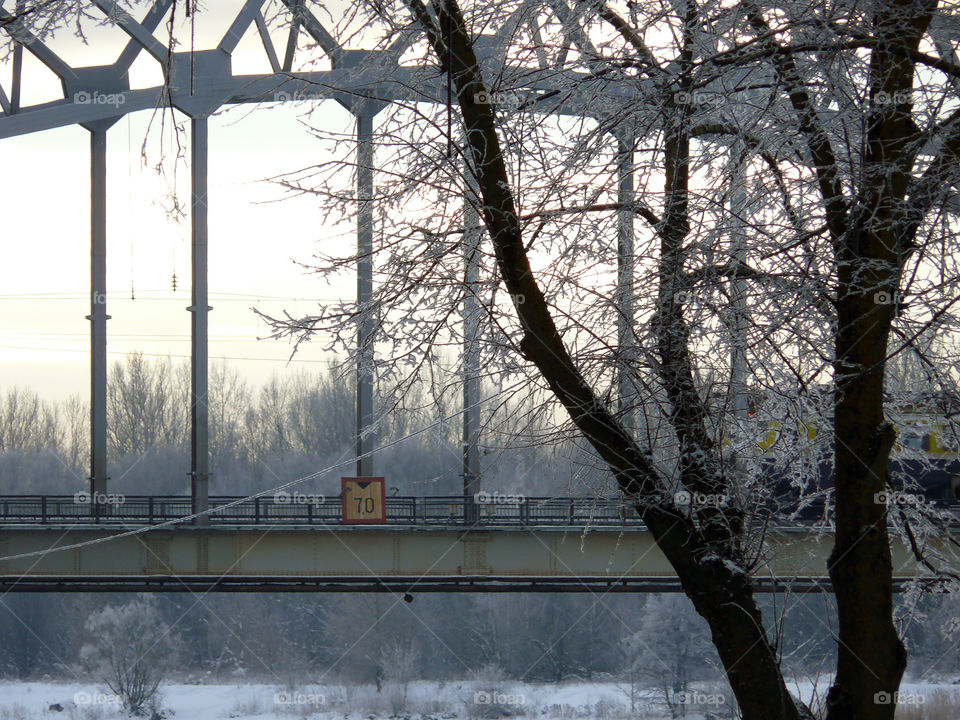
79;597;178;716
107;353;188;456
0;388;60;454
0;0;97;40
622;594;722;719
262;1;960;718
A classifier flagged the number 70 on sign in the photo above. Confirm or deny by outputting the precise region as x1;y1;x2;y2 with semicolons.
341;477;387;524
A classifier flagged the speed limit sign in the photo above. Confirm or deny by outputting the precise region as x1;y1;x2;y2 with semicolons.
341;477;387;524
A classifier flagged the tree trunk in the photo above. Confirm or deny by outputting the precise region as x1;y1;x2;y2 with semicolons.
408;2;812;717
826;2;937;718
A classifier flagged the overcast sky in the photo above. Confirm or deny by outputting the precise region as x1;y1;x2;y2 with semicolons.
2;2;365;399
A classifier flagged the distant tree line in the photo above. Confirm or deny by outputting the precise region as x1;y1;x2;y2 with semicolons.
0;357;957;688
0;353;594;498
0;589;956;688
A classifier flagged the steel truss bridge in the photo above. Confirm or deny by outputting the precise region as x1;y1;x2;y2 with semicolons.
0;0;668;518
3;2;960;593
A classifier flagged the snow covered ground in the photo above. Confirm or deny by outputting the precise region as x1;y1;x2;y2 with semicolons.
0;679;956;719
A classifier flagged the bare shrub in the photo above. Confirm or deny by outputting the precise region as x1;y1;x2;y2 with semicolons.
79;598;177;716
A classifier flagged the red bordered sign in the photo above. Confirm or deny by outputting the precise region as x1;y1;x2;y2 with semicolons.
341;477;387;524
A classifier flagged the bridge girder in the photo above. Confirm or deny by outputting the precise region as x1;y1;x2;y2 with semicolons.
0;525;950;593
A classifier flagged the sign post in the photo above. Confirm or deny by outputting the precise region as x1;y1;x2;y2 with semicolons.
341;477;387;524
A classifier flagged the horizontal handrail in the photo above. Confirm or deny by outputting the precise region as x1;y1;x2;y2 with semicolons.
0;495;955;527
0;495;646;527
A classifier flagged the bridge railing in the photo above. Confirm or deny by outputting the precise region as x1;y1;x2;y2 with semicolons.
0;495;644;527
2;495;958;528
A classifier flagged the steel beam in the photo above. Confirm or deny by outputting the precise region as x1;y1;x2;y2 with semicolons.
114;0;174;74
190;117;210;522
91;0;170;64
0;525;951;593
0;575;932;594
0;55;657;139
356;110;375;477
281;0;301;72
88;128;109;502
1;1;77;86
0;576;696;593
10;29;21;113
280;0;342;66
254;11;281;74
218;0;266;55
463;175;481;521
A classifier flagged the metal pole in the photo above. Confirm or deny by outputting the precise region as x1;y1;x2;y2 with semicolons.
463;174;481;522
190;116;210;523
356;111;375;477
616;132;635;430
89;128;109;503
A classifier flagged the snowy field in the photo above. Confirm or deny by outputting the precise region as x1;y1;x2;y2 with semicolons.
0;680;958;720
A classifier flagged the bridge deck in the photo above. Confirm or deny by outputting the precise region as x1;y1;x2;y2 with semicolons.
0;496;956;593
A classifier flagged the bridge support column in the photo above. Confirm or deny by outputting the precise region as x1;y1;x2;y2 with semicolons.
463;175;481;523
88;127;109;503
616;131;635;430
190;116;210;523
356;111;375;477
